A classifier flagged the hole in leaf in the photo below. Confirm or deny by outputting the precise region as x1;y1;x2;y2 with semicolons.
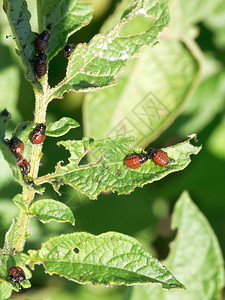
73;247;80;254
119;15;155;37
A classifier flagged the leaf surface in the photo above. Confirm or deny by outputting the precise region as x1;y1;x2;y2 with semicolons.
30;199;75;225
52;0;170;96
28;232;184;289
38;0;94;61
46;117;79;137
3;0;41;89
129;191;225;300
35;134;201;199
84;40;200;146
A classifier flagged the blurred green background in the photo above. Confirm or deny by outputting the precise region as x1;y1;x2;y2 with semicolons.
0;0;225;299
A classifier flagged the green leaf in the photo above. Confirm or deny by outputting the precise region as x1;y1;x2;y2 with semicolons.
204;0;225;47
52;0;170;96
38;0;93;61
46;117;79;137
13;194;26;211
0;67;21;122
29;199;75;225
0;252;31;292
3;0;42;90
4;219;21;252
0;281;12;300
207;117;225;160
28;231;184;289
129;191;225;300
84;40;200;146
178;71;225;136
35;134;201;199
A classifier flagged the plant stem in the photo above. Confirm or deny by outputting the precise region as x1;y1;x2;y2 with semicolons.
7;77;51;253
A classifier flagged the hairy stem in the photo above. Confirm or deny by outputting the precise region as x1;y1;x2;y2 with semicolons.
6;77;52;253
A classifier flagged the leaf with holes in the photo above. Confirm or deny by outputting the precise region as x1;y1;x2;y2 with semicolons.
28;231;184;289
34;134;201;199
29;199;75;225
52;0;170;96
46;117;79;137
84;40;200;146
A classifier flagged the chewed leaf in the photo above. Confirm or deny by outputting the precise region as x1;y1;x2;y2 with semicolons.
3;0;41;89
30;199;75;225
52;0;170;96
28;232;184;289
40;0;94;61
46;117;79;137
35;134;201;199
84;40;200;146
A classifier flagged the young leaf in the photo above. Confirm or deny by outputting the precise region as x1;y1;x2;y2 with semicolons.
84;40;200;146
35;134;201;199
13;194;26;211
28;231;184;289
29;199;75;225
52;0;170;96
129;191;225;300
3;0;41;89
46;117;79;137
0;252;31;292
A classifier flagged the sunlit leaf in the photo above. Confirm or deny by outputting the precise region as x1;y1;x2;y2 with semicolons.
84;40;200;146
52;0;170;96
35;134;201;199
30;199;75;225
46;117;79;137
3;0;41;89
28;231;184;289
37;0;94;61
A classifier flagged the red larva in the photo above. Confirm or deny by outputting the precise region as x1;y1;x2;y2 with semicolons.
14;153;23;164
30;123;46;144
18;159;30;175
9;137;24;154
125;153;148;169
64;44;76;58
34;30;50;53
8;266;26;288
34;53;47;79
148;148;169;166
